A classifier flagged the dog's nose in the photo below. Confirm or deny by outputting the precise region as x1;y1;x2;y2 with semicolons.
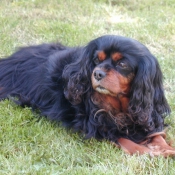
94;70;106;81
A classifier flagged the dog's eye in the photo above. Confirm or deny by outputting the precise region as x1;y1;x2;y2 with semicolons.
117;61;128;68
93;58;100;65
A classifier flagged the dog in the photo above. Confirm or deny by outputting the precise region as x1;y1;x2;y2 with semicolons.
0;35;175;157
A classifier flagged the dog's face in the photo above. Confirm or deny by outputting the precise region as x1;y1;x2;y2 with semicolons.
91;50;134;97
88;36;145;100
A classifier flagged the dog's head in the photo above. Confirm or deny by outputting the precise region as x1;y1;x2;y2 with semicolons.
63;35;170;133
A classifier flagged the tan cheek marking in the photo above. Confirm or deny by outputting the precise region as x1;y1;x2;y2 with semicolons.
116;74;131;94
112;52;123;61
97;51;106;61
103;71;120;90
107;70;129;87
102;70;131;95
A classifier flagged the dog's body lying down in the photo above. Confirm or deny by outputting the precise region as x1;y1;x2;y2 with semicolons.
0;35;174;157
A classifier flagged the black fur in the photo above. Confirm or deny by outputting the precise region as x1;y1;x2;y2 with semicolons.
0;35;170;143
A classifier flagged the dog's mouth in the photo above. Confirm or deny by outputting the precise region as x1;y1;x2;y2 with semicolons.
95;85;129;98
95;86;109;93
95;86;116;96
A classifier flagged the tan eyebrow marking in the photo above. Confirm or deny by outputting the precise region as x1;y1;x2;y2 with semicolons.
97;51;106;61
112;52;123;61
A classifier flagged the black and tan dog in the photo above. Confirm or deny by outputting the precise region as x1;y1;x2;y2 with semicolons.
0;35;174;157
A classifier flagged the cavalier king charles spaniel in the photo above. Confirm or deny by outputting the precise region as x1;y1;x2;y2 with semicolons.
0;35;175;157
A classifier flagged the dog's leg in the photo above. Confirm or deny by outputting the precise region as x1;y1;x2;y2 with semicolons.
115;135;175;157
117;138;152;155
146;135;175;157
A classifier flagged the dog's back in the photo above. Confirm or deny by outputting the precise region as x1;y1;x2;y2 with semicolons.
0;43;75;107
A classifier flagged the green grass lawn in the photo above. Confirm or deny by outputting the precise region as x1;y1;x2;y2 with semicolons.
0;0;175;174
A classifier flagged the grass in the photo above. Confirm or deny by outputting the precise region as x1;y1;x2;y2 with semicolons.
0;0;175;174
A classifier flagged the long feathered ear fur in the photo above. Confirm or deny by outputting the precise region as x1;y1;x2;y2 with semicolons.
62;41;97;105
128;54;170;132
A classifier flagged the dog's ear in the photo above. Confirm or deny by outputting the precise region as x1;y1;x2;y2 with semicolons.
128;55;170;132
153;61;171;116
63;41;97;105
